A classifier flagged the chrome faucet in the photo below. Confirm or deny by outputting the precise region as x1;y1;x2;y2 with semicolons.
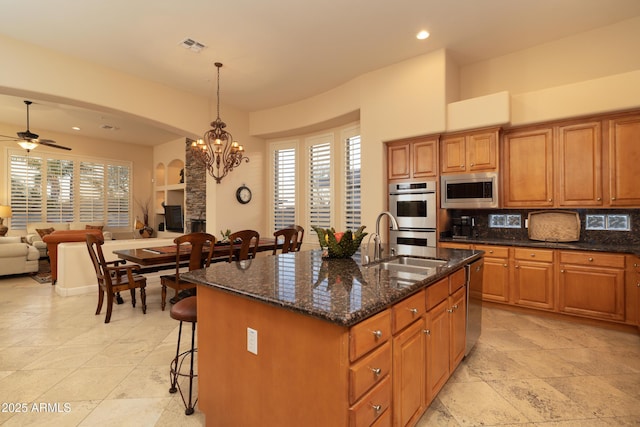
371;211;399;262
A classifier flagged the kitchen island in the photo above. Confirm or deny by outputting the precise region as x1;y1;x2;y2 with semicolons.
183;247;481;427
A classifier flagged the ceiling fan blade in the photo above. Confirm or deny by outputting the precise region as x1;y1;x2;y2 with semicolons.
39;140;72;151
0;133;20;141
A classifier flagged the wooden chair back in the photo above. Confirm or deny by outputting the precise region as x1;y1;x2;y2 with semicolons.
86;233;110;288
272;228;299;254
228;229;260;261
292;225;304;251
174;232;216;280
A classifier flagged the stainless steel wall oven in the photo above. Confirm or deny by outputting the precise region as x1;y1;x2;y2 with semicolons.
388;181;437;254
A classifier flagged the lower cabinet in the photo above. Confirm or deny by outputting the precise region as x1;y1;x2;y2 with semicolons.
626;255;640;327
393;320;426;427
558;251;625;321
474;244;510;303
512;248;554;310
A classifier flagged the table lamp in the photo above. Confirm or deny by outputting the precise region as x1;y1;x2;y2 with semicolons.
0;205;12;236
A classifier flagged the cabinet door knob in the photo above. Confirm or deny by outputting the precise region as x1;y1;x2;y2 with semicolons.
407;307;418;314
588;257;594;262
561;269;565;273
637;283;640;287
460;164;465;168
371;404;382;413
370;367;382;376
452;304;458;309
548;199;553;202
470;163;475;166
515;265;520;269
489;250;494;254
372;330;383;339
612;197;616;201
423;329;431;335
447;308;454;313
530;253;535;257
503;263;508;267
597;197;602;201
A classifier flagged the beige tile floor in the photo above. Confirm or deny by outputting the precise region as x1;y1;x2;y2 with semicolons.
1;273;639;426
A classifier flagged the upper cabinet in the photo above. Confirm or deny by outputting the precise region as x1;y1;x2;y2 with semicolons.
503;112;640;208
387;136;438;181
440;128;499;174
502;127;554;207
608;114;640;206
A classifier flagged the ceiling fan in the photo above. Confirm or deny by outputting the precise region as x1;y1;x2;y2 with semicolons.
0;100;72;151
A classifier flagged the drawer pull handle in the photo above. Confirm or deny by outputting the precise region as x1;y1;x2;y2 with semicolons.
407;308;418;314
530;253;535;257
372;330;383;339
489;250;494;254
371;404;382;413
588;257;594;262
370;367;382;376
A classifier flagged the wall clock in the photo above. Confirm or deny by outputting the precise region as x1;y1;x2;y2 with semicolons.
236;185;252;204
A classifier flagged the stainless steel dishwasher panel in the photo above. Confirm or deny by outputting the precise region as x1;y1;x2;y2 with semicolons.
465;258;484;356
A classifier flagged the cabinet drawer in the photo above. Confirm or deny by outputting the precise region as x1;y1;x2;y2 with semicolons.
350;310;392;362
349;341;391;405
449;268;466;293
392;290;425;333
349;375;391;427
425;278;449;311
559;251;625;268
475;245;509;258
514;248;553;262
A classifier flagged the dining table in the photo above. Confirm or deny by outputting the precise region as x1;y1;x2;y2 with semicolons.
112;237;279;272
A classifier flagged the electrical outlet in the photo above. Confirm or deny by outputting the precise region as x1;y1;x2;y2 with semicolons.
247;327;258;355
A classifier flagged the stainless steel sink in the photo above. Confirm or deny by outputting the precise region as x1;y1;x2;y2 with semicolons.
381;256;447;269
380;263;437;275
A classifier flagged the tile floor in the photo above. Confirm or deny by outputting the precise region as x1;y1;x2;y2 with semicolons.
1;273;639;426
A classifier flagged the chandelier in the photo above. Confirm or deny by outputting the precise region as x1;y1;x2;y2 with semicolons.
191;62;249;184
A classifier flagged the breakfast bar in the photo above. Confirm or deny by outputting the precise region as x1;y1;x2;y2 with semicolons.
183;248;481;426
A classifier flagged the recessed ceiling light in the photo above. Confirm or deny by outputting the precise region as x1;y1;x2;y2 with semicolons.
416;30;430;40
72;126;81;131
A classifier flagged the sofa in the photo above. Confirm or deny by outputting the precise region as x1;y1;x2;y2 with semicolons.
43;229;104;284
26;222;113;258
0;236;40;276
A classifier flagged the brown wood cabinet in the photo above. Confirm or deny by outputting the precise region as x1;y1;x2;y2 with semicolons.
556;121;603;206
440;128;498;174
502;127;554;207
424;271;466;407
624;255;640;327
474;244;510;303
558;251;626;321
608;114;640;206
393;319;425;427
512;248;555;310
387;136;438;181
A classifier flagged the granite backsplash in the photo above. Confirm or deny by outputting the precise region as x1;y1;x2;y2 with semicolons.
444;208;640;247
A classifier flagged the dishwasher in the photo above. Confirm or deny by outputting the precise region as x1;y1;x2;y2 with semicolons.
465;257;484;356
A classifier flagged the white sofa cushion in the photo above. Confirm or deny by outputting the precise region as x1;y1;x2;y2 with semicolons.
0;236;22;244
0;242;40;276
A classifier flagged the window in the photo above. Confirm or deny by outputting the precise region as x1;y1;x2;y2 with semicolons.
307;136;332;230
8;150;132;230
268;124;360;242
272;146;296;231
344;134;361;230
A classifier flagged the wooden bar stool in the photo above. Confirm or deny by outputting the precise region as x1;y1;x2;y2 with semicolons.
169;295;198;415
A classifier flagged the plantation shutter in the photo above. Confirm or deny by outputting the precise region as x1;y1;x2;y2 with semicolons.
308;142;331;230
344;135;361;230
79;161;105;222
46;158;75;222
273;148;296;231
107;165;130;227
9;154;43;228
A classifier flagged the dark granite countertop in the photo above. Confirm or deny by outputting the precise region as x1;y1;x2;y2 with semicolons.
182;248;481;328
440;236;640;256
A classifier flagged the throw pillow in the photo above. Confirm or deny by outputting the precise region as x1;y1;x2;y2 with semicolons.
36;227;55;238
86;225;104;231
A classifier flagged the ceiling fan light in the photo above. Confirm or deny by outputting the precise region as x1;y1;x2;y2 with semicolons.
18;140;39;151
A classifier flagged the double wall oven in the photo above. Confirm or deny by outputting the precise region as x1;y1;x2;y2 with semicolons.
388;181;437;256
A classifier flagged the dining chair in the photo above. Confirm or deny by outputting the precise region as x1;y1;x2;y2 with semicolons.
160;232;216;310
272;227;299;254
86;233;147;324
228;229;260;261
292;225;304;251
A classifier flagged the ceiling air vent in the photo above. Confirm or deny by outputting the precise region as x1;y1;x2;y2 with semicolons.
100;124;119;131
180;38;206;52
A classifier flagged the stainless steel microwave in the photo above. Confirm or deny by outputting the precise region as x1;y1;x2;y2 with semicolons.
441;172;499;209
